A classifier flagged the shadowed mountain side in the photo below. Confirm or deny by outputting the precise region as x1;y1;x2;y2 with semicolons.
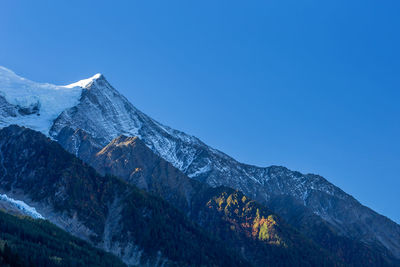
93;135;204;214
0;125;247;267
88;134;397;266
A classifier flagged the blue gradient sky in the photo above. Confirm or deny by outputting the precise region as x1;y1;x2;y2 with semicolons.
1;1;399;223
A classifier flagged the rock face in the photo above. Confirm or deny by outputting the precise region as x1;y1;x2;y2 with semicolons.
0;125;246;267
92;136;205;214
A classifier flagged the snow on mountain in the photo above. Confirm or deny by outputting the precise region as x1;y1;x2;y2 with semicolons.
0;193;44;219
50;74;203;171
0;66;85;134
1;66;400;260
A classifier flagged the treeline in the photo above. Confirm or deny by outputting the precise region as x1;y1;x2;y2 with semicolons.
0;210;125;267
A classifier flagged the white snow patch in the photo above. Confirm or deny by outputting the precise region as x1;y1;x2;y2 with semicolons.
0;66;100;135
188;163;211;178
65;73;102;89
0;193;44;219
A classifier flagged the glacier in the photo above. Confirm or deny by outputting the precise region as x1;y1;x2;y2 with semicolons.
0;193;44;219
0;66;88;135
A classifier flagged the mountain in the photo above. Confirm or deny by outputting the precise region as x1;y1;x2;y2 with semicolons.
91;134;399;266
0;66;399;264
0;125;247;266
90;135;342;266
0;209;126;267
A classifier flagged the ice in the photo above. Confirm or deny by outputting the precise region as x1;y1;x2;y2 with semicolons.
0;193;44;219
0;66;86;135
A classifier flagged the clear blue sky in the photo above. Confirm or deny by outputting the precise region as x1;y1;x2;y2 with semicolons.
1;1;399;223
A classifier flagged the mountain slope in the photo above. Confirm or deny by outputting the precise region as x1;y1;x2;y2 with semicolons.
89;134;397;266
92;135;203;214
0;125;247;266
90;135;342;266
0;67;399;262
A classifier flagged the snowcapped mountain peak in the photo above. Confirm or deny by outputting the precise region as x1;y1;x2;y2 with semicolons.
0;66;83;134
65;73;103;89
1;66;399;260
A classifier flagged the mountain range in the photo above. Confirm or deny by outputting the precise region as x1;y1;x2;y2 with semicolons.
0;66;399;266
